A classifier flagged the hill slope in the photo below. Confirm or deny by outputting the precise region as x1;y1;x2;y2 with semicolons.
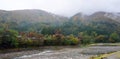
0;10;120;35
0;9;68;31
0;9;68;23
68;11;120;35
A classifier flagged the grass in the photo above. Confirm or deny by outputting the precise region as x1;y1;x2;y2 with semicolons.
116;52;120;58
90;43;120;46
90;54;110;59
90;51;120;59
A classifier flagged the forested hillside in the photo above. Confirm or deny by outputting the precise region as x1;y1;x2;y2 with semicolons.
0;10;120;48
0;10;68;32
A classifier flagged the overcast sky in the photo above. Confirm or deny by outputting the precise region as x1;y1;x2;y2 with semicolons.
0;0;120;17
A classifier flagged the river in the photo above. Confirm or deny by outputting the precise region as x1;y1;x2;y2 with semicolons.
1;44;120;59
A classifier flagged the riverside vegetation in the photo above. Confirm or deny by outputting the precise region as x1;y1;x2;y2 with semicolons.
0;28;119;49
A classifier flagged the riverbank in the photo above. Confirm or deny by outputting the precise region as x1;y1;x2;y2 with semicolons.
90;51;120;59
0;45;84;53
89;43;120;59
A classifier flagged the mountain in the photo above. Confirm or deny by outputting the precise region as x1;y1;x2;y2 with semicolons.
0;9;68;31
0;9;120;35
0;9;68;23
71;11;120;34
72;11;120;22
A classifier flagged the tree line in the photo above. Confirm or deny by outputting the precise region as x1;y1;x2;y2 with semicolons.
0;28;119;49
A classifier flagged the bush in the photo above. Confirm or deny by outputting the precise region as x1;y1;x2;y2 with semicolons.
44;35;55;45
81;35;94;45
44;34;79;45
18;38;33;47
62;34;79;45
62;38;71;45
95;35;106;43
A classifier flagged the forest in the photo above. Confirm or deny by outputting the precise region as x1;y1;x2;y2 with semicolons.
0;10;120;49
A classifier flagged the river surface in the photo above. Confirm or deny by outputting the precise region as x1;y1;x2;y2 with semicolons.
1;45;120;59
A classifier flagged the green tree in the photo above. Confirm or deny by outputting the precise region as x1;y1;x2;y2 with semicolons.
109;32;120;43
0;29;19;48
62;34;79;45
78;32;94;45
95;35;106;43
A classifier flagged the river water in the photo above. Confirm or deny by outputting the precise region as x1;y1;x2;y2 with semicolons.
1;45;120;59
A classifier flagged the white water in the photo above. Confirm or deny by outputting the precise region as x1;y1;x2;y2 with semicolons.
14;50;53;59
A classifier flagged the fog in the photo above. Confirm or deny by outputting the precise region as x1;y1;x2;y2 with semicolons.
0;0;120;17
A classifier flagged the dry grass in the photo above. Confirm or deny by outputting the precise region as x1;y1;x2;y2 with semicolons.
116;52;120;58
90;43;120;46
90;51;120;59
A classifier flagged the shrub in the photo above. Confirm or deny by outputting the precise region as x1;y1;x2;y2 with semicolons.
62;38;71;45
62;34;79;45
18;38;33;47
81;35;94;45
44;35;55;45
95;35;106;43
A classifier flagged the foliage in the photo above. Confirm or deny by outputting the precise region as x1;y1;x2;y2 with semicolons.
44;34;79;45
95;35;107;43
64;34;79;45
0;29;19;48
18;32;44;47
44;35;55;45
81;35;94;45
0;10;120;49
109;32;120;43
78;32;95;45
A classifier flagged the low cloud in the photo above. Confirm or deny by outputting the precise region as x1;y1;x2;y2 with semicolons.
0;0;120;17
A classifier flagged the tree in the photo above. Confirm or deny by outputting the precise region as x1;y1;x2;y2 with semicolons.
0;29;19;48
78;32;95;45
62;34;79;45
68;34;79;45
109;32;120;43
95;35;106;43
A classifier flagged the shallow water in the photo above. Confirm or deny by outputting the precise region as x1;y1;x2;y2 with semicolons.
1;45;120;59
14;49;91;59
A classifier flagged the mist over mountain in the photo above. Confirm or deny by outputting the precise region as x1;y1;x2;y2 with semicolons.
0;9;68;23
0;9;120;35
0;9;120;22
71;11;120;34
1;0;120;17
